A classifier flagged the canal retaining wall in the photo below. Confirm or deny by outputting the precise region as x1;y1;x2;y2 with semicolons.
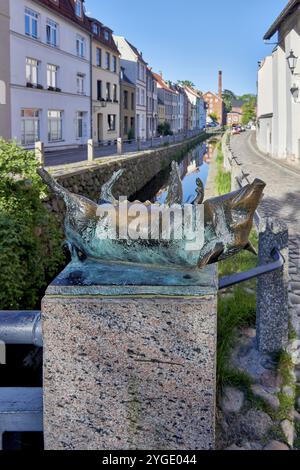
45;132;207;215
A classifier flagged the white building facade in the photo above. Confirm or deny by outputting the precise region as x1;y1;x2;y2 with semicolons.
9;0;91;149
257;0;300;161
113;36;147;140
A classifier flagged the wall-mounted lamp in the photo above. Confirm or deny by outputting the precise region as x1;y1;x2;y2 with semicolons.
287;50;298;74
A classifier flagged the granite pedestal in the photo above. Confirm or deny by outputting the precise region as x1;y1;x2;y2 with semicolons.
42;260;218;450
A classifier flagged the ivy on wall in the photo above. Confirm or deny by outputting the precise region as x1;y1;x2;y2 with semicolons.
0;139;65;309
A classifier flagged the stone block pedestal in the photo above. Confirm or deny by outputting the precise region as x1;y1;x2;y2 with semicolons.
42;260;218;450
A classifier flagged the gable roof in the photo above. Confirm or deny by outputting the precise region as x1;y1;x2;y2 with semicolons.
264;0;300;40
35;0;90;31
203;91;222;101
35;1;119;53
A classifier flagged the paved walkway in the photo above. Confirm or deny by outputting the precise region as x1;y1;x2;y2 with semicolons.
231;131;300;337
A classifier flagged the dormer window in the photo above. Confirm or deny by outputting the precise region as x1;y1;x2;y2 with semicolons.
104;30;110;41
75;0;82;18
92;23;99;35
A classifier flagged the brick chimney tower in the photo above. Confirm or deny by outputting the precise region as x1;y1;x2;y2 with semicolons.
218;70;223;98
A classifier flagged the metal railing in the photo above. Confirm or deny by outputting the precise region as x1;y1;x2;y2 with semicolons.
35;129;206;167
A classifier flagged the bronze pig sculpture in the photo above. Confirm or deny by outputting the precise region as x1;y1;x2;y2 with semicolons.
38;163;265;269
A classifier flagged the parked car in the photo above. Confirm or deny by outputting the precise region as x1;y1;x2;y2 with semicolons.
232;127;241;135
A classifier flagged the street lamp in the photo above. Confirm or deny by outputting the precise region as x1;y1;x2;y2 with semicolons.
287;50;298;74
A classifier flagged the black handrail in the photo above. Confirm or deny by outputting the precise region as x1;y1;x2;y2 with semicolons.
219;248;285;290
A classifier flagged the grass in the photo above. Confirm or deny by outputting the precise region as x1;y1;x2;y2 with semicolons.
215;142;231;196
215;141;259;390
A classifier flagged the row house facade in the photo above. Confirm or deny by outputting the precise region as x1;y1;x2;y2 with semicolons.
153;72;179;133
89;17;120;143
8;0;91;149
184;86;206;131
0;0;123;150
146;68;158;138
114;36;147;140
0;1;11;141
120;66;135;140
257;0;300;161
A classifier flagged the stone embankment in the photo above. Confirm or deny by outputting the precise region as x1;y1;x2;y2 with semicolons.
45;133;207;215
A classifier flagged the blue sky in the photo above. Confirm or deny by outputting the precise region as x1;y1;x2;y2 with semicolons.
85;0;287;96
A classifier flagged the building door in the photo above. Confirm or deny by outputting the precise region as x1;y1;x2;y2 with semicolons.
97;113;103;142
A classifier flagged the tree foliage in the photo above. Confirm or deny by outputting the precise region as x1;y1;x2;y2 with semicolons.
222;89;236;113
177;80;195;88
157;122;173;136
241;97;256;125
209;112;219;122
0;139;65;309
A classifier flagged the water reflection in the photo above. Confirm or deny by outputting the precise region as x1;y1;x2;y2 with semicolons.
131;139;216;204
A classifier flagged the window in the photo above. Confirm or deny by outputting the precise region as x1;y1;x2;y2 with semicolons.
46;19;58;47
26;58;39;85
96;48;102;67
97;80;102;100
76;112;86;139
104;30;110;41
131;92;135;110
107;114;116;131
75;0;82;17
47;64;58;88
106;82;111;101
113;84;117;102
76;73;85;94
141;88;145;106
76;35;85;58
21;109;40;145
48;110;63;142
112;56;117;73
136;87;140;106
25;8;38;39
124;90;128;109
92;23;99;35
106;52;110;70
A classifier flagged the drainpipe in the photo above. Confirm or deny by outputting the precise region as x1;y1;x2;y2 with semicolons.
0;311;43;347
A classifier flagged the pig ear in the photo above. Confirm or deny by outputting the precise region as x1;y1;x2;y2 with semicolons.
166;161;183;206
99;169;125;204
244;241;257;256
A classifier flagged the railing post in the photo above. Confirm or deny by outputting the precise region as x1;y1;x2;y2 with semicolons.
117;138;123;156
256;218;289;354
137;137;141;151
87;139;94;162
150;137;154;148
35;141;44;166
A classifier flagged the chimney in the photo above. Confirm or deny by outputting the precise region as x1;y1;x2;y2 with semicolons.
218;70;222;98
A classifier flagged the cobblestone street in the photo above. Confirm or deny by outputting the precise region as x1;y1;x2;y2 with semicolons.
231;131;300;339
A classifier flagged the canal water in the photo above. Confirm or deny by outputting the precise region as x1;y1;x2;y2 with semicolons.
131;138;217;204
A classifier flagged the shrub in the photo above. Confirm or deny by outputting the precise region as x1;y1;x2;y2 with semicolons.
127;128;135;142
157;122;173;136
0;139;65;309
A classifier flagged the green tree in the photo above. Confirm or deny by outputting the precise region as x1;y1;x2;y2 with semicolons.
241;101;256;125
209;112;219;122
157;122;173;136
222;89;236;113
0;139;65;309
177;80;195;88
